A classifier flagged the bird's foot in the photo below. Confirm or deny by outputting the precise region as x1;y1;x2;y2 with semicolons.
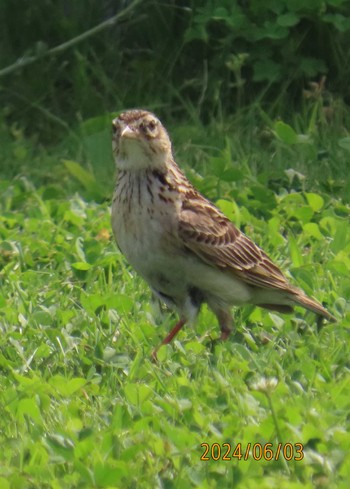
151;318;186;362
220;328;232;341
151;348;159;363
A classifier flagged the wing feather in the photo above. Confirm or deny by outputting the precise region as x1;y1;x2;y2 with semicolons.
179;192;294;292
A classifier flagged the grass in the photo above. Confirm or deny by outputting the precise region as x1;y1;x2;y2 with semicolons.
0;106;349;488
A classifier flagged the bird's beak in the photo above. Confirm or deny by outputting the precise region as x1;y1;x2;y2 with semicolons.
121;125;137;139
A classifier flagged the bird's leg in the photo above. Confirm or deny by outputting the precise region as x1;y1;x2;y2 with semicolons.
215;309;233;340
152;318;186;361
203;307;233;353
160;318;186;345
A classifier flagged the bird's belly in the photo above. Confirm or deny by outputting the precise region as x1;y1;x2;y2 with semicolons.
187;263;253;305
112;197;186;294
112;183;253;307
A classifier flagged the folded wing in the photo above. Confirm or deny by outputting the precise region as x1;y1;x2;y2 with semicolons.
178;190;335;322
179;192;293;292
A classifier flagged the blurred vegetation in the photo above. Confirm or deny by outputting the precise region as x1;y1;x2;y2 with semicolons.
1;0;350;140
1;3;350;488
0;0;349;201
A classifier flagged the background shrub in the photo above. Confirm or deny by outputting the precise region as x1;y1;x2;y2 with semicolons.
1;0;349;141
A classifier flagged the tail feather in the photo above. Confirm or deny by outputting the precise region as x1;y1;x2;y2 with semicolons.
292;291;336;323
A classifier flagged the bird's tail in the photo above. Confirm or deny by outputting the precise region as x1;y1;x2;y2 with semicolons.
292;291;336;322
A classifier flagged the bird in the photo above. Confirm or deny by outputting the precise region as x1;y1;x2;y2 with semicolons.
111;109;336;359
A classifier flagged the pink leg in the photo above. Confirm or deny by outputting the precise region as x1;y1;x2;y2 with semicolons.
152;318;186;361
213;309;233;340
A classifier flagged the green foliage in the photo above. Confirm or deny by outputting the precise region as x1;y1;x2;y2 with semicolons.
185;0;350;91
0;120;349;486
1;0;350;140
0;1;349;486
63;160;106;201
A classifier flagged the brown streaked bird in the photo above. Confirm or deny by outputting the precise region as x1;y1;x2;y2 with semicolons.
111;109;336;359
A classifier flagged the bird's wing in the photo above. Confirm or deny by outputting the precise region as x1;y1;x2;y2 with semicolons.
178;191;294;292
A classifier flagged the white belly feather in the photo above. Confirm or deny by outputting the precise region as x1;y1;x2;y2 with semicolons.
111;172;253;307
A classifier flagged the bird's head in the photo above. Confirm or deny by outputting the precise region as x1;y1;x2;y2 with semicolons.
112;110;172;171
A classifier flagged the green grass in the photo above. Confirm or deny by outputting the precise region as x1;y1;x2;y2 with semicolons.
0;110;349;488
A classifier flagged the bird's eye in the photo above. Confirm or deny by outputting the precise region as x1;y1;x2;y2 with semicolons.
139;120;158;137
148;120;157;131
